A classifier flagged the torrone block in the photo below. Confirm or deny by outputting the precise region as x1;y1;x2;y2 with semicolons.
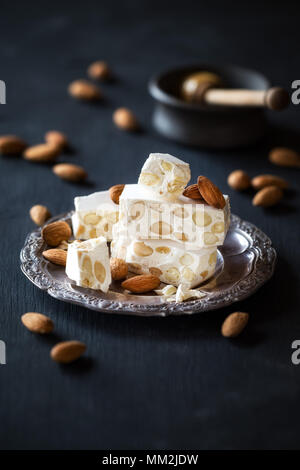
66;237;111;292
111;237;218;288
115;184;230;249
138;153;191;201
72;190;119;241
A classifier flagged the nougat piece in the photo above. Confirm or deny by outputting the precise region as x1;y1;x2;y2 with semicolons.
66;237;111;292
116;184;230;249
138;153;191;201
111;237;217;288
72;190;119;241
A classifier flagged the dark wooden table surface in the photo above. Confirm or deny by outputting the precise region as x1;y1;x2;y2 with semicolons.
0;0;299;450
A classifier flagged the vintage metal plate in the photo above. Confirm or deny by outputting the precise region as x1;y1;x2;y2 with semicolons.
20;212;276;316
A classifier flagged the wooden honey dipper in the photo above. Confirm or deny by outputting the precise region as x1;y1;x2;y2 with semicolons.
182;71;289;111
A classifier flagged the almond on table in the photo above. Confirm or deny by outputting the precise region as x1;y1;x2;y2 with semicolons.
50;341;86;364
221;312;249;338
23;143;61;163
29;204;51;226
53;163;87;182
87;61;111;81
269;147;300;168
227;170;251;190
0;135;27;155
251;174;288;190
21;312;54;334
68;79;102;101
252;186;283;207
45;130;68;150
113;108;139;131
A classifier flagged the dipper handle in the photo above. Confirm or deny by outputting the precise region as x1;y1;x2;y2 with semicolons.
204;86;289;111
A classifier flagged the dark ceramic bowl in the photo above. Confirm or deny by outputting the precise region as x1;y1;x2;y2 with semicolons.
148;64;270;148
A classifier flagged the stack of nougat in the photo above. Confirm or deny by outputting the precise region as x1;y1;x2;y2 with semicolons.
111;153;230;288
67;153;230;292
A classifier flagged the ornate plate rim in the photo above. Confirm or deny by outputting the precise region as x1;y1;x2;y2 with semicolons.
20;212;276;316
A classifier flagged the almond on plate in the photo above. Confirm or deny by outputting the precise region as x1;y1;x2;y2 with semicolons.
50;341;86;364
221;312;249;338
269;147;300;168
29;204;51;226
87;61;111;81
197;175;226;209
21;312;54;334
57;240;69;250
227;170;251;190
45;130;68;150
252;185;283;207
113;108;139;131
42;221;72;247
251;174;288;190
68;79;101;101
0;135;27;155
121;274;160;293
53;163;87;182
42;249;67;266
183;184;204;200
23;143;61;162
109;184;125;204
110;258;128;280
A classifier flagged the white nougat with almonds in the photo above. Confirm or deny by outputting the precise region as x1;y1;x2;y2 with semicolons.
111;237;218;288
66;236;111;292
116;184;230;249
138;153;191;201
72;190;119;241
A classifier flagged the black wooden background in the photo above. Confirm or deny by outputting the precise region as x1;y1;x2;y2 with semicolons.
0;0;300;450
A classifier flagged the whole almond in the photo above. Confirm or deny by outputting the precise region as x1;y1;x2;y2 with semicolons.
252;185;283;207
0;135;27;155
53;163;87;182
109;184;125;204
183;184;205;200
23;143;60;162
68;79;101;101
110;258;128;281
269;147;300;168
221;312;249;338
29;204;51;226
87;61;111;81
45;130;68;150
197;175;226;209
42;221;72;247
121;274;160;293
251;174;288;190
227;170;251;190
50;341;86;364
21;312;54;334
113;108;138;131
43;249;67;266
